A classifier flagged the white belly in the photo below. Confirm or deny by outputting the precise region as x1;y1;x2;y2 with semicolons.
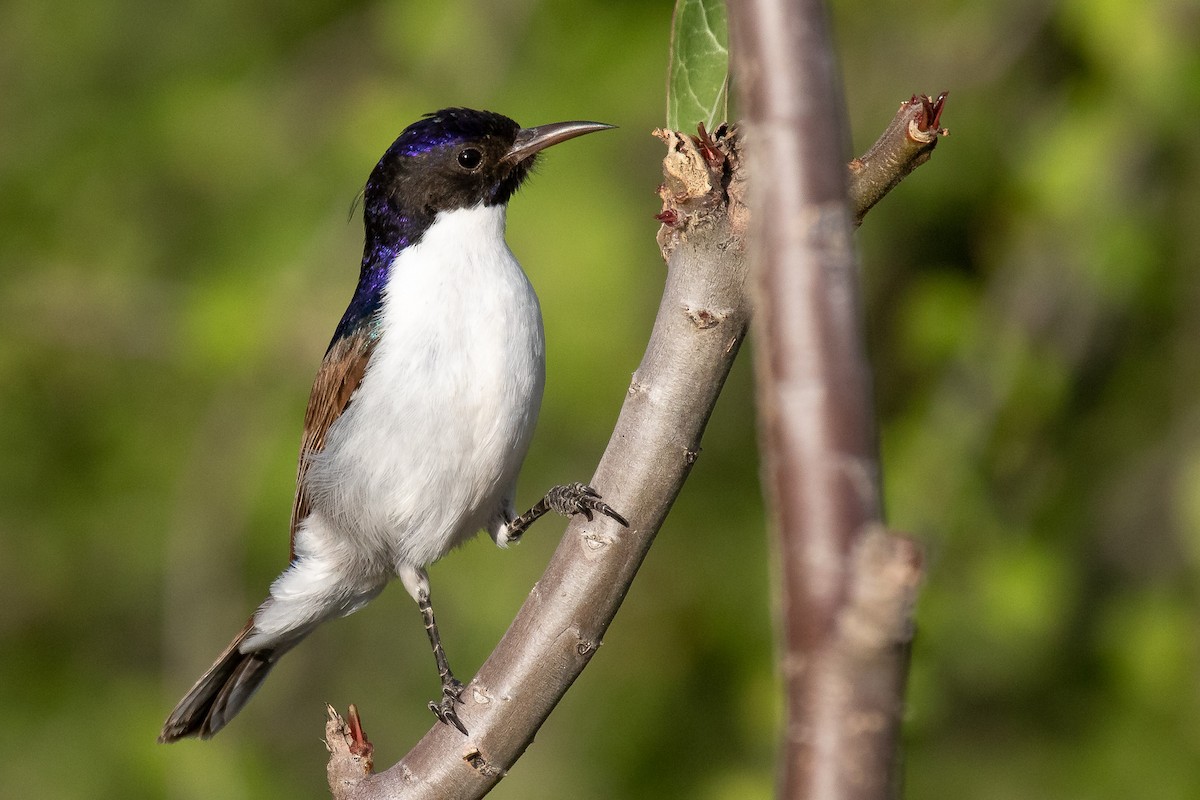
302;204;545;573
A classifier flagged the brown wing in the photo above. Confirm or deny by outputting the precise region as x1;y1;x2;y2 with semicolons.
289;330;377;559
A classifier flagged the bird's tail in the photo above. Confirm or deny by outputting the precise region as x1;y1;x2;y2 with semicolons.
159;619;279;742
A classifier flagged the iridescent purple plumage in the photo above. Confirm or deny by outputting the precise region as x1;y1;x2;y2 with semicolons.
390;108;520;158
327;108;526;350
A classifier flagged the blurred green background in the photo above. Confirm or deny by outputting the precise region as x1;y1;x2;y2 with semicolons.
3;0;1199;797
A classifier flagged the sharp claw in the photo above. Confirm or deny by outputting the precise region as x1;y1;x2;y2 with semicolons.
443;705;468;736
540;483;630;528
601;505;630;527
429;693;469;735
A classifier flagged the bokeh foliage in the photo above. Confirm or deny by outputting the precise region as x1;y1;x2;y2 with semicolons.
2;0;1198;798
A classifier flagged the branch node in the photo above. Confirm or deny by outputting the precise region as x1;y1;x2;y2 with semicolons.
469;684;494;705
326;704;375;798
581;530;611;552
653;126;743;260
682;304;730;329
576;636;602;657
463;748;507;778
839;526;924;652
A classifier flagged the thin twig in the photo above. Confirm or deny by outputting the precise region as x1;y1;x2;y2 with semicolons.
849;93;948;225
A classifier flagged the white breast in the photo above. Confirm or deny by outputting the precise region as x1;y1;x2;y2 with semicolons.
304;204;546;574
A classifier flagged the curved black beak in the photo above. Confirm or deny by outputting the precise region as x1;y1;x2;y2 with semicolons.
502;120;615;164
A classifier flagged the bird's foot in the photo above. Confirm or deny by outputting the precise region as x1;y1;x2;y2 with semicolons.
428;677;467;735
505;483;628;545
546;482;629;526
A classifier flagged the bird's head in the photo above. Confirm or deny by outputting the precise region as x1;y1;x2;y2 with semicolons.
363;108;612;224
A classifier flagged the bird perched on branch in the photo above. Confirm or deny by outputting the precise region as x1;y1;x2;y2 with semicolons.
160;108;623;742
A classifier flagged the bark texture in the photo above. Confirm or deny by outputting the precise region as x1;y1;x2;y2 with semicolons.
728;1;935;797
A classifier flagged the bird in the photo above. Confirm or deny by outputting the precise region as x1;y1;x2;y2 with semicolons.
159;108;625;742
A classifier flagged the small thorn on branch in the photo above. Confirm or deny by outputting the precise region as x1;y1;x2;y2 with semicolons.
347;703;373;758
694;122;727;169
654;208;680;226
907;91;949;143
326;704;374;798
926;91;948;131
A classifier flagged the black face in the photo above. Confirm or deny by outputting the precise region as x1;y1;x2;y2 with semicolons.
336;108;611;347
365;108;531;223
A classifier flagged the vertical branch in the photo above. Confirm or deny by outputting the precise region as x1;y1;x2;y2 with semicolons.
728;1;922;799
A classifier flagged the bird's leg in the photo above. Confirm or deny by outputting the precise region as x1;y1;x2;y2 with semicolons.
417;589;467;735
505;482;628;544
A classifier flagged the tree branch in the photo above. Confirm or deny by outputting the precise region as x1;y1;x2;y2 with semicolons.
849;93;948;226
326;94;943;800
728;0;932;798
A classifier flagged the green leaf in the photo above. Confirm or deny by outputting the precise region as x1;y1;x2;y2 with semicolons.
666;0;729;132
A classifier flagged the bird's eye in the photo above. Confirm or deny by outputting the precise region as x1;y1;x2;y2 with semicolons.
457;148;483;170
